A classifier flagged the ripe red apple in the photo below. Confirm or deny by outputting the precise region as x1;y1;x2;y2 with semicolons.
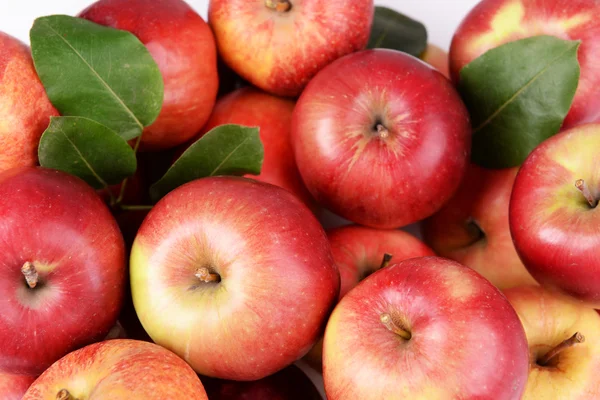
0;371;35;400
450;0;600;130
504;285;600;399
182;87;314;207
23;339;208;399
208;0;374;97
0;32;58;173
422;164;536;289
292;49;471;229
323;256;529;400
421;44;450;78
130;176;339;380
0;167;126;376
510;123;600;307
79;0;219;150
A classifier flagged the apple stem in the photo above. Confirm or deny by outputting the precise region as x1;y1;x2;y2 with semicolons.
575;179;598;208
375;124;390;139
380;253;393;270
195;267;221;283
380;313;411;340
538;332;585;367
265;0;292;12
21;262;39;289
56;389;77;400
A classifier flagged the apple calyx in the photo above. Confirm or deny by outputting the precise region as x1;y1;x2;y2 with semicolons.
374;123;390;140
465;218;485;245
380;253;393;270
21;261;39;289
56;389;77;400
380;313;411;340
537;332;585;367
265;0;292;12
195;267;221;283
575;179;598;208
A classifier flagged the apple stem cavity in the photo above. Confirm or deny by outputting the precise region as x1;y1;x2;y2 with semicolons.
575;179;598;208
538;332;585;367
21;261;39;289
195;267;221;283
265;0;292;12
375;123;390;139
380;253;393;269
56;389;77;400
380;313;411;340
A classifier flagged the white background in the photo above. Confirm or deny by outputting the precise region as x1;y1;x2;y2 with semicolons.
0;0;480;50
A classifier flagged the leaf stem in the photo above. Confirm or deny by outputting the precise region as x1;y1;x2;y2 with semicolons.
119;204;153;211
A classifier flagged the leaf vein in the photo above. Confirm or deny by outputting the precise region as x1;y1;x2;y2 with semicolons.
210;134;252;176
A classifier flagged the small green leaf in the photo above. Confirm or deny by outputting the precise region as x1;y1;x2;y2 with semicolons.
30;15;163;140
39;116;137;189
460;35;580;168
150;124;264;202
367;6;427;57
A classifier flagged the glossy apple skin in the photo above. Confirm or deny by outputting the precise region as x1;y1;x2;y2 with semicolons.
510;124;600;307
421;44;450;79
0;371;35;400
504;285;600;399
292;49;471;229
0;167;126;376
182;87;314;207
0;32;58;173
23;339;208;399
130;177;339;381
208;0;373;97
202;364;322;400
450;0;600;130
423;164;536;289
323;257;529;400
80;0;219;150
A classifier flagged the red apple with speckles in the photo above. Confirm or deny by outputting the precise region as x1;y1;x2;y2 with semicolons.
0;167;125;376
0;32;58;173
292;49;471;228
510;123;600;307
450;0;600;130
0;371;35;400
130;177;339;380
23;339;208;399
79;0;219;150
208;0;374;97
421;44;450;78
323;257;529;400
423;164;536;289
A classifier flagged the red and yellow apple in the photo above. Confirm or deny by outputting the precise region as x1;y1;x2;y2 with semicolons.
421;44;450;78
0;371;35;400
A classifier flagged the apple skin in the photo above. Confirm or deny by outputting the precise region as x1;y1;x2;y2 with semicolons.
23;339;208;399
421;44;450;79
323;256;529;400
208;0;374;97
504;285;600;399
510;124;600;307
0;32;58;173
0;371;35;400
422;164;536;290
292;49;471;229
130;176;339;381
79;0;219;150
0;167;126;376
202;364;322;400
449;0;600;130
181;87;314;207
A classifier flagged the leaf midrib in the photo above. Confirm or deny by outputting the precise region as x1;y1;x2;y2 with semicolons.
56;127;108;188
209;134;252;176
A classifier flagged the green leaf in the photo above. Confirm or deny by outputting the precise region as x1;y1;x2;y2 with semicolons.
460;35;580;168
39;116;137;189
150;124;264;202
30;15;163;140
367;6;427;57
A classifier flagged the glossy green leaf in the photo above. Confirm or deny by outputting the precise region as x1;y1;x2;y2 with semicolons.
39;116;137;189
150;124;264;202
460;35;580;168
367;6;427;57
30;15;163;140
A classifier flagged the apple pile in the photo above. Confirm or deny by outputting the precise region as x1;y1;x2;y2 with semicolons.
1;0;600;399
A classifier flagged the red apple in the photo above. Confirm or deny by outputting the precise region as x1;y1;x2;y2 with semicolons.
0;371;35;400
421;43;450;78
23;339;208;399
130;177;339;380
79;0;219;150
510;123;600;307
0;167;126;376
504;285;600;399
423;164;537;289
208;0;374;97
0;32;58;173
323;256;529;400
182;87;314;207
292;49;471;229
450;0;600;130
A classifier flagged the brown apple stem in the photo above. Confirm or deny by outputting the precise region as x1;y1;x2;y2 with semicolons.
375;124;390;139
56;389;77;400
380;253;393;270
575;179;598;208
538;332;585;367
195;267;220;283
21;262;39;289
265;0;292;12
380;313;411;340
